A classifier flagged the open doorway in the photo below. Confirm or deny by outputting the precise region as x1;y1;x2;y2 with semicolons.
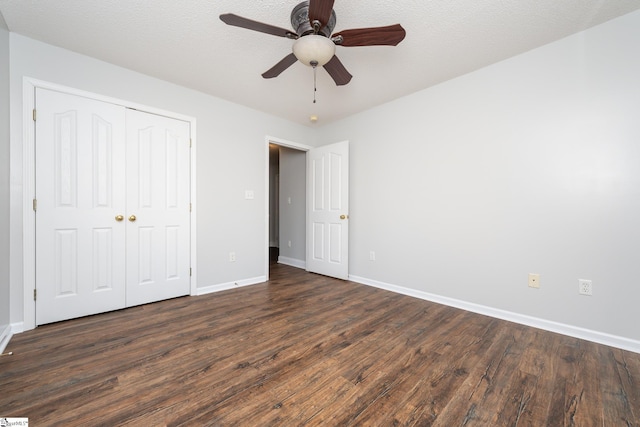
265;137;350;281
268;144;280;264
265;137;311;280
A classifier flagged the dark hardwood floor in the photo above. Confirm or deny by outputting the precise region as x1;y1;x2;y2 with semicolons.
1;264;639;426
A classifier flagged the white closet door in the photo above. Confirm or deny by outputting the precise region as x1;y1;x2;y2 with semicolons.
35;88;127;325
125;109;191;307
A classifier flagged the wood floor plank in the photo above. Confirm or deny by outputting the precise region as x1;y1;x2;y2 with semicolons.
422;323;518;426
616;348;640;421
354;314;499;425
417;322;528;425
599;345;638;426
1;263;640;426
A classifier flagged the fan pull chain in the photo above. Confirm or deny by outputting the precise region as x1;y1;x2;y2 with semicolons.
311;60;318;104
313;66;317;103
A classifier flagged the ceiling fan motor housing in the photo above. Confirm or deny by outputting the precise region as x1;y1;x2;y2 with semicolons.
291;1;337;37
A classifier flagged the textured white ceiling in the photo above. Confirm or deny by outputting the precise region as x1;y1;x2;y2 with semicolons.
1;0;639;126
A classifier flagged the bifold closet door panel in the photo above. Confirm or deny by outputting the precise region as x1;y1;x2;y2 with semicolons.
35;88;127;325
124;108;191;307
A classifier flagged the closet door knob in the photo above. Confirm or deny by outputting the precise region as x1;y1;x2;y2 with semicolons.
115;215;124;222
129;215;137;222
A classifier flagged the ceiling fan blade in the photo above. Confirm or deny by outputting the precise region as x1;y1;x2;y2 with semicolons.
262;53;298;79
220;13;298;39
323;55;352;86
308;0;335;29
333;24;406;47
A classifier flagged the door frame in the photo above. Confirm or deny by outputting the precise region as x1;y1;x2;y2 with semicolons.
264;136;312;281
22;78;198;331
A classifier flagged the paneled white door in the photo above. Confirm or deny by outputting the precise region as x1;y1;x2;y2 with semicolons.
306;141;349;280
35;89;191;325
35;88;127;324
125;109;191;306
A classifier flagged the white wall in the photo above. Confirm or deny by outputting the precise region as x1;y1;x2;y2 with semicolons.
278;146;306;264
0;13;11;346
317;10;640;343
9;34;316;326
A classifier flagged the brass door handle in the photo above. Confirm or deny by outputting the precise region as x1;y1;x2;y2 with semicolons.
115;215;124;222
340;214;349;220
128;215;137;222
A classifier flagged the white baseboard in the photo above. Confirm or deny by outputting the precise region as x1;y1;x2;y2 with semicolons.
278;256;306;269
349;275;640;354
8;271;637;354
11;322;24;334
0;324;12;354
195;276;267;296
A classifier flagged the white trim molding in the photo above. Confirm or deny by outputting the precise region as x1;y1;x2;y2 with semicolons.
264;135;312;283
349;274;640;354
0;324;12;354
11;322;24;334
278;256;306;270
196;276;267;296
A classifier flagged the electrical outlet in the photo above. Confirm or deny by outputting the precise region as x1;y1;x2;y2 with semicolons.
528;273;540;288
229;252;236;262
579;279;592;296
369;251;376;261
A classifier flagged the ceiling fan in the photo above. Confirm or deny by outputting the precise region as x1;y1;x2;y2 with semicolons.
220;0;406;86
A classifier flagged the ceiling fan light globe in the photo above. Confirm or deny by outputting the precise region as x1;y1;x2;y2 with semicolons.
292;35;336;67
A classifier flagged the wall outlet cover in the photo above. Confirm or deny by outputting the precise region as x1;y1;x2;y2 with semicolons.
528;273;540;288
579;279;593;296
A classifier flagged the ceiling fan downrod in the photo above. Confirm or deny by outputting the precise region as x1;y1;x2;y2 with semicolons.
312;19;322;35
